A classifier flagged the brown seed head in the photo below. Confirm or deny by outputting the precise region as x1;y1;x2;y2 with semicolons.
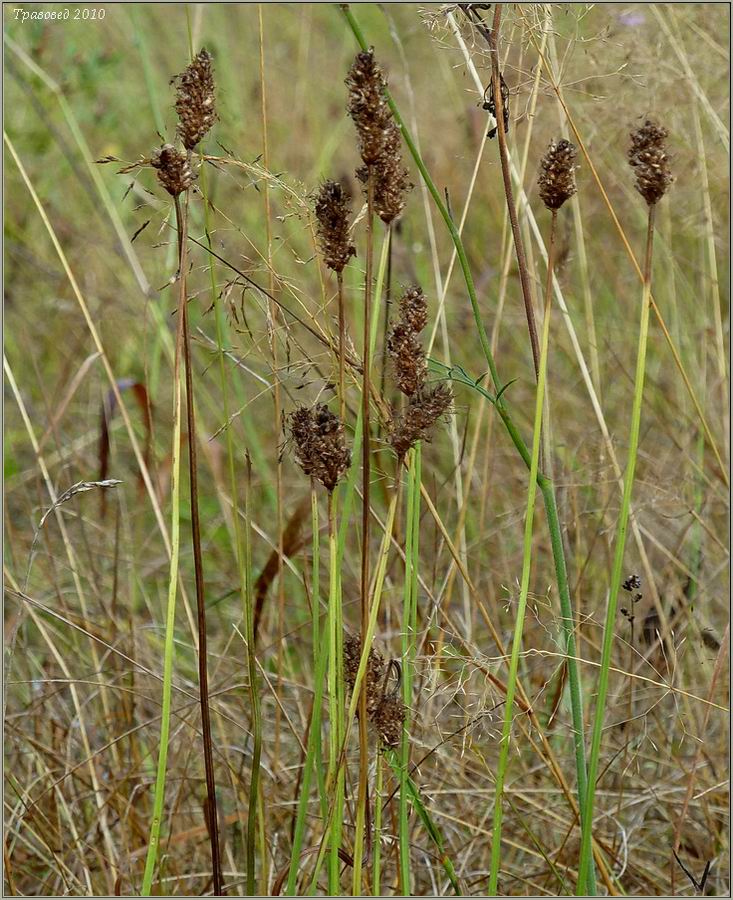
373;694;405;748
151;144;194;196
628;120;672;205
372;121;412;224
389;383;453;459
314;181;356;274
343;634;385;718
538;139;578;210
174;48;217;151
387;322;426;397
346;49;391;166
287;404;350;492
399;285;428;334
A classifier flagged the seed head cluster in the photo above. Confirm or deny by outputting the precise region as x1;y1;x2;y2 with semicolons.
386;286;452;458
347;49;411;224
343;635;405;748
538;139;578;210
628;120;672;205
174;48;217;151
314;181;356;274
346;50;391;166
287;404;350;493
389;384;453;460
387;286;428;397
151;144;194;197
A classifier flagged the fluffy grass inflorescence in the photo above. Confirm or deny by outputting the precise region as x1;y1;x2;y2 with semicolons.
287;404;351;493
628;119;673;205
174;48;217;151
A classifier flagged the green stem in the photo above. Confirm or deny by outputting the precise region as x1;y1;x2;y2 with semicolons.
488;210;554;893
577;204;657;893
140;200;187;897
373;751;384;895
399;445;421;894
307;489;399;895
327;490;344;895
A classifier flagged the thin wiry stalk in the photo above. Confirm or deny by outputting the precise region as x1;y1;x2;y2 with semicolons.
141;191;187;899
399;444;421;894
577;204;657;894
258;7;286;775
488;209;556;894
197;160;261;896
373;750;385;895
353;167;375;895
326;488;344;895
243;452;262;897
487;4;540;379
176;192;223;895
341;10;592;878
284;485;328;895
337;271;346;423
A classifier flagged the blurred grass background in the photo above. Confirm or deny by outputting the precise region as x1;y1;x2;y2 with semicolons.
4;3;729;896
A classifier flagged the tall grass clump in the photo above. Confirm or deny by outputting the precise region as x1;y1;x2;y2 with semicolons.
342;10;594;887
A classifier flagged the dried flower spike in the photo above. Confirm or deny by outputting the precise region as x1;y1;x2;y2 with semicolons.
628;120;672;205
287;404;350;493
346;49;391;167
373;694;405;748
314;181;355;273
151;144;194;197
343;634;385;718
387;322;426;397
372;121;412;224
389;383;453;459
399;286;428;334
538;139;578;210
175;48;217;151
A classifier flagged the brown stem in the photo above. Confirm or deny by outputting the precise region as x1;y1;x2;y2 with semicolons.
489;4;541;380
175;193;224;895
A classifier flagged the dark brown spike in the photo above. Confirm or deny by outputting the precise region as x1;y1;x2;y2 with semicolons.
175;48;217;151
389;384;453;459
287;404;350;493
538;139;578;211
151;144;194;196
628;120;672;205
314;180;355;273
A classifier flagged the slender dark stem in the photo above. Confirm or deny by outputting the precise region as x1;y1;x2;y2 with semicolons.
488;4;540;380
175;193;223;896
244;450;262;896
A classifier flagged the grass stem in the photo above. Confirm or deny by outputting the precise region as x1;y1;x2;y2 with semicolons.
577;203;657;894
